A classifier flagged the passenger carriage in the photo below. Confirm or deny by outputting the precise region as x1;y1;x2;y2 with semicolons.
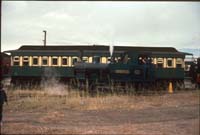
2;45;193;90
3;45;111;86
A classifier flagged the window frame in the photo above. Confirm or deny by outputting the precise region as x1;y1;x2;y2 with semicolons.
72;57;78;66
23;56;29;66
157;58;164;68
42;56;49;66
52;57;58;66
62;57;68;66
101;57;107;64
13;56;20;66
82;56;89;63
32;56;39;66
167;58;173;68
107;57;111;64
176;58;183;68
93;56;100;63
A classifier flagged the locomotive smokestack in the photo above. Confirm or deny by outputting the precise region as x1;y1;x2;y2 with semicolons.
43;30;47;46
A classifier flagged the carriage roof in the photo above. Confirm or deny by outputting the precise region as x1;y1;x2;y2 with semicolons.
4;45;192;58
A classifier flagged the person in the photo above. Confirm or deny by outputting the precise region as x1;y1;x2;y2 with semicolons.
0;83;8;127
142;57;147;64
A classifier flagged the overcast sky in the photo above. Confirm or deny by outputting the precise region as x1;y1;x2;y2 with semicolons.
1;1;200;52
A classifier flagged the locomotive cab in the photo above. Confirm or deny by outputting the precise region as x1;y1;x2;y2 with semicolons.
130;53;155;82
138;55;152;65
109;51;155;83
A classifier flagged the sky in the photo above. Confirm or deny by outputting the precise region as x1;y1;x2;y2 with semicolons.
1;1;200;55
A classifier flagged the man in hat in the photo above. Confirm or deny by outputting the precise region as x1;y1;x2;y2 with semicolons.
0;83;8;127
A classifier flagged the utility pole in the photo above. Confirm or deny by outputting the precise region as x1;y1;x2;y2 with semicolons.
43;30;47;46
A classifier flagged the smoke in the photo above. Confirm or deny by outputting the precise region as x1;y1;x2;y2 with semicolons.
40;67;69;96
109;44;114;56
1;77;11;89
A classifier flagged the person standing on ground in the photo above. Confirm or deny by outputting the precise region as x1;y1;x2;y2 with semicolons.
0;83;8;127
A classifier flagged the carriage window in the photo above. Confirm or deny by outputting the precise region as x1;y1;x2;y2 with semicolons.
42;57;48;66
176;58;183;68
93;56;100;63
101;57;107;64
52;57;58;66
23;56;29;66
88;57;93;63
72;57;78;65
23;57;29;61
157;58;163;68
167;58;173;68
123;54;129;64
139;56;148;65
33;57;38;66
62;57;68;66
113;57;121;63
14;57;19;61
151;58;154;64
185;64;190;71
82;57;89;63
13;56;20;66
107;57;111;64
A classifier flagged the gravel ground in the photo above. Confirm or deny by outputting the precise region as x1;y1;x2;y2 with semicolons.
1;91;199;134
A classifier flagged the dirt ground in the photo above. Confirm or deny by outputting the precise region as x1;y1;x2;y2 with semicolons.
1;90;200;135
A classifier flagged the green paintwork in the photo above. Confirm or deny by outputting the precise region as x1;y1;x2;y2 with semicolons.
11;66;75;78
155;68;184;79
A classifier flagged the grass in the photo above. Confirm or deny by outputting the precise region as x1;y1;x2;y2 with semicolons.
4;85;199;113
2;82;199;135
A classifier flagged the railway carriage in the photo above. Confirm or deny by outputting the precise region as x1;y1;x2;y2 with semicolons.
2;44;194;91
3;45;111;86
109;46;191;90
